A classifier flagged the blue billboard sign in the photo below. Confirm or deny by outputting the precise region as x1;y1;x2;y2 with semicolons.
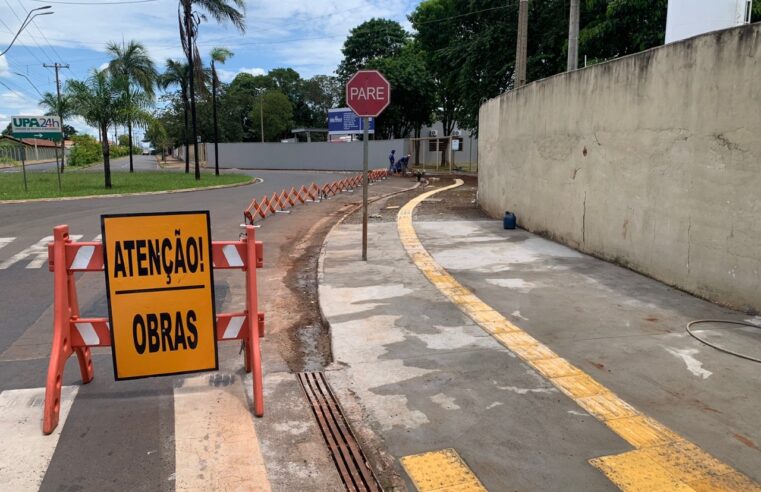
328;108;375;135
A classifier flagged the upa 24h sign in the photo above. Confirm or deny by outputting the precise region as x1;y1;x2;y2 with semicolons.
11;115;63;141
101;211;218;380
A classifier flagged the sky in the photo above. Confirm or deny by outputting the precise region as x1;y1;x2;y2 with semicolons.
0;0;421;138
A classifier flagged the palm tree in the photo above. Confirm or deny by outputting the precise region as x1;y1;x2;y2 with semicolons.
38;92;74;173
209;47;233;176
179;0;245;180
67;70;128;189
106;40;157;172
159;59;190;173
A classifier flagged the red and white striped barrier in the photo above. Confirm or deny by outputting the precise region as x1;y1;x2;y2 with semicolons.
243;169;389;225
43;224;266;435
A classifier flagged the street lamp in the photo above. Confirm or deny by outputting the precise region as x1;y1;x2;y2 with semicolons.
0;6;54;57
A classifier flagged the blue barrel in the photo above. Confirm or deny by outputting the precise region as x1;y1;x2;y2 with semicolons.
503;211;516;230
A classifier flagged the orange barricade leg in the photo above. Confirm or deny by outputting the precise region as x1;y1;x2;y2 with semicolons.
44;226;75;435
245;225;264;417
67;273;94;385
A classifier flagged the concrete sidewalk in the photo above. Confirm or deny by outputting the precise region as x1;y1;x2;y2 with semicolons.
319;178;761;491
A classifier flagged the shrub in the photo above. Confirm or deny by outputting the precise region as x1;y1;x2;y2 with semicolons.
67;135;141;166
68;135;101;166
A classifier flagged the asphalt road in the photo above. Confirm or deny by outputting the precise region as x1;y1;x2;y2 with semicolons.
0;168;350;490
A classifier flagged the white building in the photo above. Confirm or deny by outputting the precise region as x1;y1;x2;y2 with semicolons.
666;0;753;43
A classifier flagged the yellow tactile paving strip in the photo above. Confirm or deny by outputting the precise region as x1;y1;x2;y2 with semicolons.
401;449;487;492
397;179;760;492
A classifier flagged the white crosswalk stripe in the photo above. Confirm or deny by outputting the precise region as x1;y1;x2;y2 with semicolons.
0;235;82;270
0;238;14;251
0;387;78;491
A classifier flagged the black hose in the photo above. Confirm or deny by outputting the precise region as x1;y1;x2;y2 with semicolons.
686;319;761;364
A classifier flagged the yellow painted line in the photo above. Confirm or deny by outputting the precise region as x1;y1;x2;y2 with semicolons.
401;448;487;491
397;179;761;492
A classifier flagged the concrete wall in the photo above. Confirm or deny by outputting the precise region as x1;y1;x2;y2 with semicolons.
205;139;408;171
478;23;761;312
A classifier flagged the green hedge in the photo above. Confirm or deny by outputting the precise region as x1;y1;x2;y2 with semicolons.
68;135;141;166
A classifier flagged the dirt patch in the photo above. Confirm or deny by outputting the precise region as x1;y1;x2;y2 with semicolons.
342;174;486;225
257;177;416;373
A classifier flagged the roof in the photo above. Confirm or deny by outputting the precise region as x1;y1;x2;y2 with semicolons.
0;135;60;147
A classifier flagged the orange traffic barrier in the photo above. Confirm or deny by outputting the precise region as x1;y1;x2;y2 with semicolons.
43;224;265;435
243;169;389;225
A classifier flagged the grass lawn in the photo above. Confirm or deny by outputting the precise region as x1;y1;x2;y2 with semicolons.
0;171;253;200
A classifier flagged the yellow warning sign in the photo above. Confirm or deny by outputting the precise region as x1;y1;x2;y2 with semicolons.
101;211;218;380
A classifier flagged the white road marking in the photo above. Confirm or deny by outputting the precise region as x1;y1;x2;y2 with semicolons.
92;234;101;242
174;373;271;491
665;347;712;379
0;386;78;490
496;385;557;395
0;235;82;270
0;237;14;252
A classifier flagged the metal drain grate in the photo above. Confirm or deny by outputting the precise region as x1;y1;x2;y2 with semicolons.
297;372;381;491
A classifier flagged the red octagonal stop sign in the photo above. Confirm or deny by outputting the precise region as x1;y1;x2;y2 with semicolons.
345;70;391;118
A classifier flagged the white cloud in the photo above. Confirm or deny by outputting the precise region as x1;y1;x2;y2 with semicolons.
217;67;266;83
0;57;8;77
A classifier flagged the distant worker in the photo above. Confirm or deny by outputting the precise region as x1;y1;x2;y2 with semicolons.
388;149;396;173
402;154;411;174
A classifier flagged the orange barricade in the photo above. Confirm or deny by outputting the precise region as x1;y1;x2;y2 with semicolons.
43;224;265;435
243;169;389;225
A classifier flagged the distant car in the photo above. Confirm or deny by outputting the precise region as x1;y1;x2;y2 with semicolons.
141;149;150;155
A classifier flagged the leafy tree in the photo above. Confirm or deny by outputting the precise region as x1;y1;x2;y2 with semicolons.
219;72;265;141
579;0;668;63
62;124;77;138
39;92;74;120
210;47;233;174
1;123;11;136
159;59;190;172
250;90;293;142
67;70;129;188
145;119;171;161
366;42;436;139
410;0;670;132
301;75;342;129
107;40;157;172
337;19;408;82
178;0;246;179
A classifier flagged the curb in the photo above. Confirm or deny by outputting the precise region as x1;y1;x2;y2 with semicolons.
0;177;262;205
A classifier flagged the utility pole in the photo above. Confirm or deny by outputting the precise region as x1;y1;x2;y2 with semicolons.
44;62;68;189
184;4;200;180
567;0;580;71
259;90;264;143
515;0;529;88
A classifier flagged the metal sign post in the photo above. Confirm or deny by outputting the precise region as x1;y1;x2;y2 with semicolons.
345;70;391;262
20;145;28;192
362;117;369;261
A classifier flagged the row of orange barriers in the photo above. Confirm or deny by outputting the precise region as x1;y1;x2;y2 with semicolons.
243;169;389;224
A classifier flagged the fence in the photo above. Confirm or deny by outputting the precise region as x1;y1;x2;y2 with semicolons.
0;145;61;163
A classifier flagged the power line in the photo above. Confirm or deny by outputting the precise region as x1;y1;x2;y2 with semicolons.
31;0;157;4
15;0;66;63
1;1;51;64
0;79;27;99
12;70;44;96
